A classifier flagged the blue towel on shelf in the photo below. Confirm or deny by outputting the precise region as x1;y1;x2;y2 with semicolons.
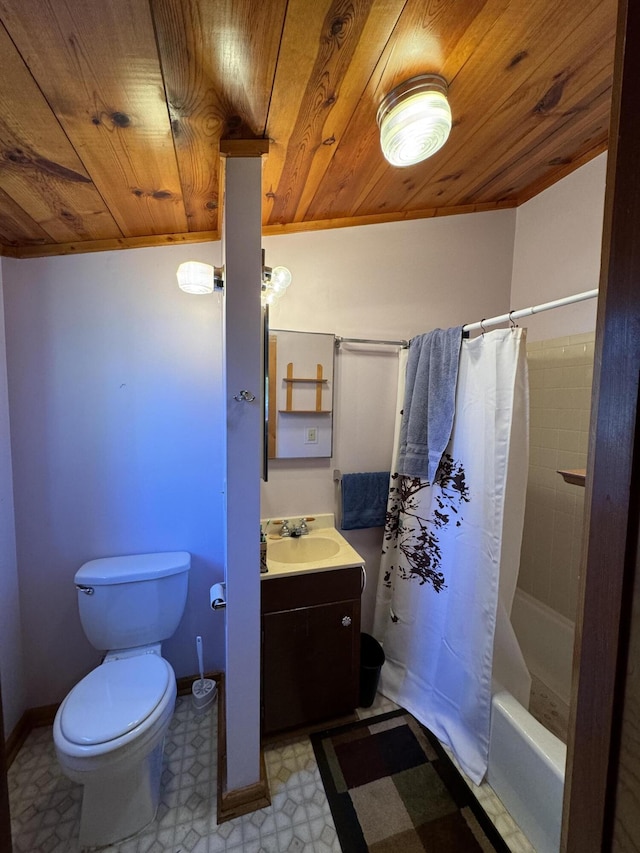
341;472;390;530
397;326;463;481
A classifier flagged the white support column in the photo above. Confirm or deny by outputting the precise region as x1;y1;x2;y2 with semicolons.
223;149;264;793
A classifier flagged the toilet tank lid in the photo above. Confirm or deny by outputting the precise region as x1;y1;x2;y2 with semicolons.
75;551;191;585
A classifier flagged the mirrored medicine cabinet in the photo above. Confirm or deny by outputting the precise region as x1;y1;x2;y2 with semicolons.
266;329;335;460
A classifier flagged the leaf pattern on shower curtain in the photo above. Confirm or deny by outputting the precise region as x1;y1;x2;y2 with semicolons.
382;453;470;593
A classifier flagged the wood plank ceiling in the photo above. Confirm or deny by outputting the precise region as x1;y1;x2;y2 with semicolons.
0;0;617;258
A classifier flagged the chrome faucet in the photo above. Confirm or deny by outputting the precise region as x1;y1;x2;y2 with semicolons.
280;518;309;537
291;518;309;537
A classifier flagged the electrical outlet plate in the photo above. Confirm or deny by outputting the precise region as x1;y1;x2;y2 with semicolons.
304;426;318;444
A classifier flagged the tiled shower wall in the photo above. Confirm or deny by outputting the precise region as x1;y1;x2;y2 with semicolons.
517;332;595;623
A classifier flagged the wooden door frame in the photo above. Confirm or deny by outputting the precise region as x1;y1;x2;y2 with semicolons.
562;0;640;849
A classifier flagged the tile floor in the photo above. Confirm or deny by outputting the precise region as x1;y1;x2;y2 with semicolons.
8;692;535;852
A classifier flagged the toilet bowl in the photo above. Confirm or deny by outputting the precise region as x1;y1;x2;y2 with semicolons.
53;550;190;847
54;650;177;847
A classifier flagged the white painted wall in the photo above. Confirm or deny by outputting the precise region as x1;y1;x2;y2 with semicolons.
0;268;24;737
510;153;606;341
2;244;226;709
262;210;517;630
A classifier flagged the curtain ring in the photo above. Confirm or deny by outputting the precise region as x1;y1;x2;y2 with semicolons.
480;318;486;336
508;310;517;329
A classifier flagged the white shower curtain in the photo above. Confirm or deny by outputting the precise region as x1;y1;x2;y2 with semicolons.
373;327;530;784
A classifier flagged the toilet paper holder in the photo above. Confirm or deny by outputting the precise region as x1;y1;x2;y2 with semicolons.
210;582;226;610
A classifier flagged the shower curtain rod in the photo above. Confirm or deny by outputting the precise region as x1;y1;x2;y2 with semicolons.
463;288;599;334
335;289;598;349
335;335;409;349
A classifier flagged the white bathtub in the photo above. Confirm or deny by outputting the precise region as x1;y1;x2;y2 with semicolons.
511;587;575;705
488;689;566;853
486;589;572;852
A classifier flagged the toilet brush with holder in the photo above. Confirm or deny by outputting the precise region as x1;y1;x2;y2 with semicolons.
192;635;216;711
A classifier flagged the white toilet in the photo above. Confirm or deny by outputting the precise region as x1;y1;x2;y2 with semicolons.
53;551;191;847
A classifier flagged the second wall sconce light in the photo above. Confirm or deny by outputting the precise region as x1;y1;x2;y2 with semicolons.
261;263;292;306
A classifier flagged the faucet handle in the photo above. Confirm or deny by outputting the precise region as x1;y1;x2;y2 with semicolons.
298;518;309;535
281;519;291;537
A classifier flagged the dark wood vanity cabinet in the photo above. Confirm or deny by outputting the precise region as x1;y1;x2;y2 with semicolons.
261;566;362;735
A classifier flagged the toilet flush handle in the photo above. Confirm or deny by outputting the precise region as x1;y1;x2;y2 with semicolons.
76;584;95;595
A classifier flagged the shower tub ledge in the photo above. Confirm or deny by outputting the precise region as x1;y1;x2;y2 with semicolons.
488;689;566;853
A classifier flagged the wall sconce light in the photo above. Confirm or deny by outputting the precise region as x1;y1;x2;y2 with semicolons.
177;257;290;304
262;254;292;307
176;261;224;294
377;74;452;167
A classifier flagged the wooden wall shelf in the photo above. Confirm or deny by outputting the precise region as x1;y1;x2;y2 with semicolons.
283;377;328;383
558;469;586;486
283;362;330;413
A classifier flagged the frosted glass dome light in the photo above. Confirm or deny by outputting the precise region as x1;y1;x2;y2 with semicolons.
377;74;451;167
176;261;214;294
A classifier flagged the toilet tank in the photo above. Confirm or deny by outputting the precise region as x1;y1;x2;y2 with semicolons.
74;552;191;651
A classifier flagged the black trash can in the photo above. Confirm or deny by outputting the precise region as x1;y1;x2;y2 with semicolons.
359;633;385;708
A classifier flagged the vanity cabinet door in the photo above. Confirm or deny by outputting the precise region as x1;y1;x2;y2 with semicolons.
262;598;360;735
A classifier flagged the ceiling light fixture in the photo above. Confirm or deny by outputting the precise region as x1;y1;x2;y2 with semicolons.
176;261;224;294
377;74;452;167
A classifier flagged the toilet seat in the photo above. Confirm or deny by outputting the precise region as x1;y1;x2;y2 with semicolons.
60;655;171;746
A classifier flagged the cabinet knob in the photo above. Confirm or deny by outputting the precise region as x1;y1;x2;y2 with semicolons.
341;616;352;627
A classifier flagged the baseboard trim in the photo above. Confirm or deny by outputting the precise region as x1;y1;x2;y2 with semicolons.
5;712;30;769
176;670;222;697
218;766;271;824
216;674;271;823
6;704;58;768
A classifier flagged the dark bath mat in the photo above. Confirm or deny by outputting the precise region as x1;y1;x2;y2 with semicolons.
311;709;511;852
